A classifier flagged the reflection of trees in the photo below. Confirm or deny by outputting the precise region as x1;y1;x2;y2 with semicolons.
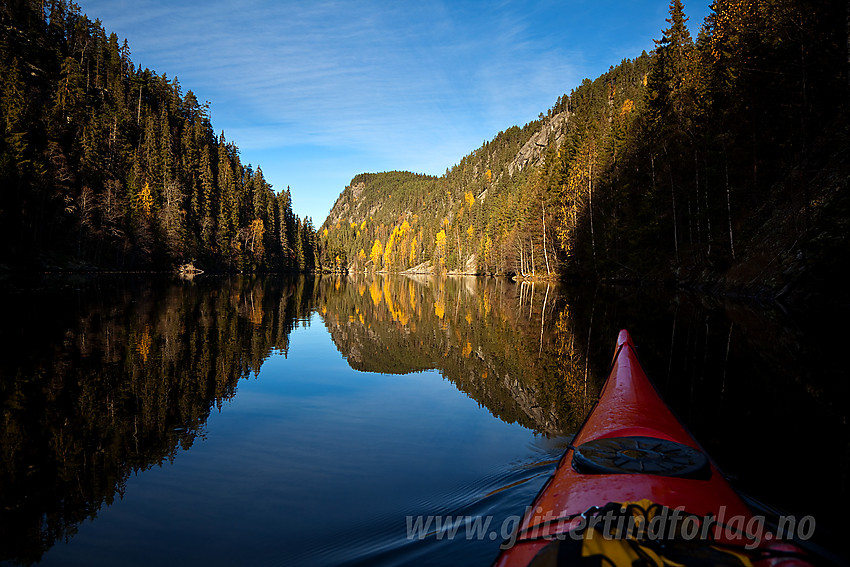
547;305;597;425
0;275;610;565
558;285;849;541
0;276;315;565
317;275;598;435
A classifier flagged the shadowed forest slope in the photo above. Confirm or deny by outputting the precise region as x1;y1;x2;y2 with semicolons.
0;1;320;272
321;0;850;304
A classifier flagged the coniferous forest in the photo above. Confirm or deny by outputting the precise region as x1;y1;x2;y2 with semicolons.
0;0;320;272
321;0;850;302
2;0;849;303
2;2;850;564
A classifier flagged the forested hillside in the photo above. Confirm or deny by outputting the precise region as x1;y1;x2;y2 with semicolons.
321;109;571;276
0;0;319;271
322;0;850;301
3;0;848;295
554;0;849;300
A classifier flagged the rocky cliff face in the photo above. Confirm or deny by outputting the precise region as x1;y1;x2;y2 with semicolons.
507;110;570;177
325;181;367;228
324;110;572;229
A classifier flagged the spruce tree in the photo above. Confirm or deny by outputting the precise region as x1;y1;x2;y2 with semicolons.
216;133;237;258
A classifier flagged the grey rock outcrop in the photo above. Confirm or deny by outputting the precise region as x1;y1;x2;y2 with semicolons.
508;111;570;177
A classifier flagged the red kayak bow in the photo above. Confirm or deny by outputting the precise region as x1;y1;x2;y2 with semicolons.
493;330;813;567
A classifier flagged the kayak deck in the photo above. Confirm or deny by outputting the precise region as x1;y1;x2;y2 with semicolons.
493;330;812;567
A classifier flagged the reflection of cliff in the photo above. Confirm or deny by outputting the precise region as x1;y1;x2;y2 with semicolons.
317;275;599;435
0;276;315;565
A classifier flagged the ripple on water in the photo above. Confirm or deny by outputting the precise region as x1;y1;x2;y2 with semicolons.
293;435;572;567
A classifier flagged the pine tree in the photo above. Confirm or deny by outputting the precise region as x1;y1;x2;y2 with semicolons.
277;189;291;268
215;133;237;257
159;108;174;190
648;0;695;135
294;218;306;270
198;145;215;247
645;0;696;264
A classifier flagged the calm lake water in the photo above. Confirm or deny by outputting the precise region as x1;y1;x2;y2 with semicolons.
0;275;847;565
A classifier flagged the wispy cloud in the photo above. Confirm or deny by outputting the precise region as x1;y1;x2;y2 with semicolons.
77;0;712;221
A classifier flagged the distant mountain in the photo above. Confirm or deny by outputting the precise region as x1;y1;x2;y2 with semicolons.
320;106;575;277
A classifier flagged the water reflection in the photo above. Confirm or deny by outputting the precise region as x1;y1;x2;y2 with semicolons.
314;275;597;434
0;276;316;564
0;275;846;565
559;286;849;544
0;275;596;565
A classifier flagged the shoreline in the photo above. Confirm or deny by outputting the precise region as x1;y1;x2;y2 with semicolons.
3;266;842;310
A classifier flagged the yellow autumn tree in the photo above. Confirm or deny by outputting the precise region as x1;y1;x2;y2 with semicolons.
249;218;265;258
135;182;153;217
465;190;475;207
135;325;152;362
557;138;598;257
384;225;399;270
398;220;411;267
480;233;493;270
435;229;447;270
370;239;383;270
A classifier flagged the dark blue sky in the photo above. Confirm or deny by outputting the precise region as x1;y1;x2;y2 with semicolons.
76;0;711;222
